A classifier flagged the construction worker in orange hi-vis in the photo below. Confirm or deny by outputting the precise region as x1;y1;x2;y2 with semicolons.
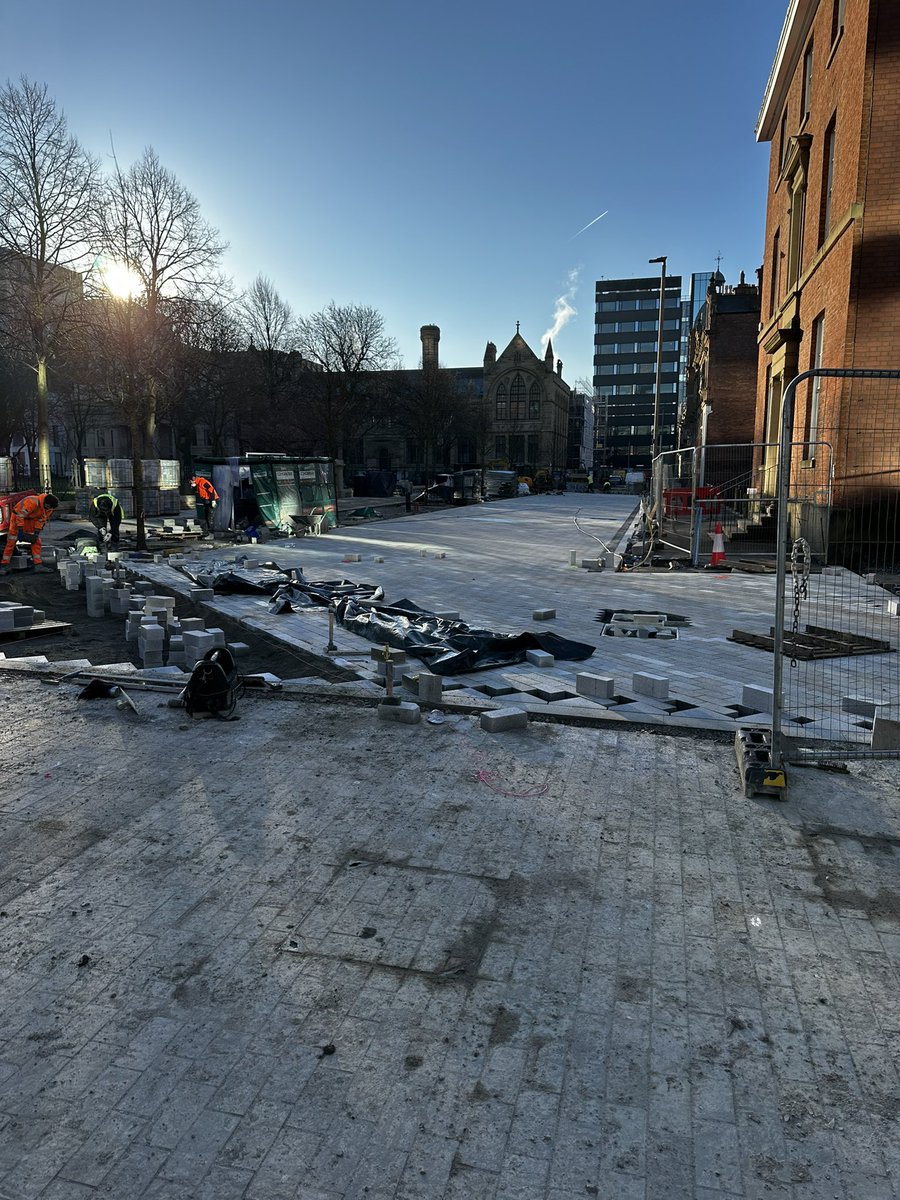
190;475;219;535
0;492;59;572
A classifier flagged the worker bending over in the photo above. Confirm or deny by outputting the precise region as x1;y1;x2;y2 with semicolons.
89;491;125;548
190;475;219;534
1;492;59;572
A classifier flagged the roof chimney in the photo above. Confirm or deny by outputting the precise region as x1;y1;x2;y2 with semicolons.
420;325;440;372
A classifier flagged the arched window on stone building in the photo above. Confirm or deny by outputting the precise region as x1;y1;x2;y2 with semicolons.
529;383;541;419
496;383;508;418
510;375;526;420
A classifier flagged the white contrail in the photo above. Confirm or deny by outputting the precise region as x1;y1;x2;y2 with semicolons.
571;209;609;239
541;267;580;350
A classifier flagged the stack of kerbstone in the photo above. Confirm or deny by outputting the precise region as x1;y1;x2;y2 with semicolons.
0;601;44;632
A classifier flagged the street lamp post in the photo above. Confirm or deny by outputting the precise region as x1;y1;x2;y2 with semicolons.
648;256;667;467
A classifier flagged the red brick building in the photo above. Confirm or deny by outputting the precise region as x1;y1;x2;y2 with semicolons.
685;274;761;453
755;0;900;507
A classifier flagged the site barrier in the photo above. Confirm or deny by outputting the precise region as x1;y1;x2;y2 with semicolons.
770;369;900;765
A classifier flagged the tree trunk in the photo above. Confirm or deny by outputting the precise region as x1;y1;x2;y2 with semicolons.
36;357;52;491
130;415;147;551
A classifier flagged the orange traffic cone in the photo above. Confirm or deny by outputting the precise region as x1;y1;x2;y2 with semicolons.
710;521;727;567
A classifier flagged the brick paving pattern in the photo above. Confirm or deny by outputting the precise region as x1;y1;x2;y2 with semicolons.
1;671;899;1198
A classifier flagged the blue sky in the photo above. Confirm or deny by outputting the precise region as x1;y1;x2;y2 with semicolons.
5;0;787;385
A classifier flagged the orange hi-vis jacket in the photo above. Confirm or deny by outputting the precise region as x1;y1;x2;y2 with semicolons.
1;493;56;565
194;476;218;502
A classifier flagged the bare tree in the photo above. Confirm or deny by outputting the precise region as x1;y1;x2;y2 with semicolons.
98;146;227;453
0;77;99;488
95;147;226;545
166;293;244;467
237;274;300;439
390;366;465;495
297;302;399;478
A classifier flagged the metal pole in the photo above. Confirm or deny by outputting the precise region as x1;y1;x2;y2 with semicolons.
649;256;667;464
771;373;801;771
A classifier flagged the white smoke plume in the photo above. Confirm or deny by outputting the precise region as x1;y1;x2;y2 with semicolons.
541;267;580;352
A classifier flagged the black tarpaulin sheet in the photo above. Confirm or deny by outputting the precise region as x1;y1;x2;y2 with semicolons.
180;559;384;605
180;559;299;594
335;596;595;675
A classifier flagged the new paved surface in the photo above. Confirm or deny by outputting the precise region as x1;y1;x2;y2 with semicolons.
1;674;900;1199
131;494;899;741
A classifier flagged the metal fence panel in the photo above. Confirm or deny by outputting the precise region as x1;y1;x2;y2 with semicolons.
772;369;900;762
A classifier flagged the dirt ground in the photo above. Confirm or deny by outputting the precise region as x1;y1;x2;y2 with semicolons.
0;565;356;683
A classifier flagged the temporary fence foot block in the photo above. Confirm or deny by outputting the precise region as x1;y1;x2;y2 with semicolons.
734;728;787;799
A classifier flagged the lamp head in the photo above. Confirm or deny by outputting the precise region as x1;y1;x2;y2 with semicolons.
649;256;666;265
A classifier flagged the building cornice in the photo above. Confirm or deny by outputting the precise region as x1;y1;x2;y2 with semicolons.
756;0;818;143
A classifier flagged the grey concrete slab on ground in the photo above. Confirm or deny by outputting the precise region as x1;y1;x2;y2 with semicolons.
1;675;899;1198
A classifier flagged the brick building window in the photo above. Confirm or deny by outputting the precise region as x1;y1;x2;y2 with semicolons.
494;435;507;459
778;109;788;170
527;435;539;463
804;313;826;459
528;383;541;418
770;227;781;316
509;434;524;462
831;0;845;47
801;41;814;122
819;116;836;245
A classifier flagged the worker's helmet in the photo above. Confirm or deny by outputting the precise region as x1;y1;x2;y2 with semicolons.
96;495;113;514
44;493;60;510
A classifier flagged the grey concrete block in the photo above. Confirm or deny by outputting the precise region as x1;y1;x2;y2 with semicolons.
180;618;206;632
525;649;554;668
205;627;227;648
0;611;15;632
842;695;879;719
872;715;900;750
434;610;460;621
12;606;35;627
633;672;670;700
418;673;444;704
532;609;556;621
342;553;362;562
376;699;421;723
183;630;215;659
190;588;214;602
576;672;615;700
742;684;775;713
481;707;529;732
228;642;250;656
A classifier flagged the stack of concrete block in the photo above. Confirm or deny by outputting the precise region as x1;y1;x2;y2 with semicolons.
167;636;186;668
137;621;165;667
85;575;114;618
0;602;37;632
144;596;176;626
205;627;227;649
108;585;133;615
183;629;216;668
60;559;82;591
125;611;146;643
180;617;205;633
